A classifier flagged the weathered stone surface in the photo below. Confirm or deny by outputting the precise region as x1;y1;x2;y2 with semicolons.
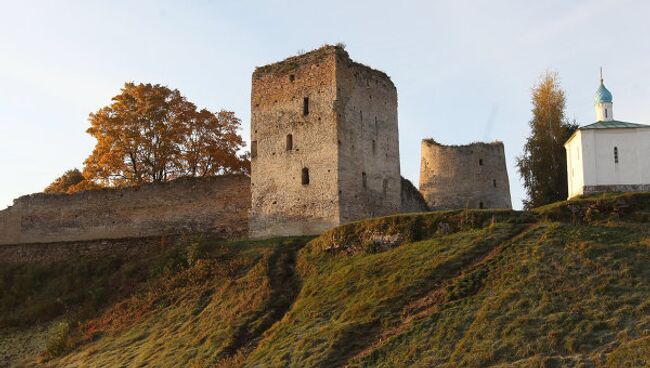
400;177;429;213
419;139;512;210
0;236;171;264
249;45;401;238
0;175;250;245
583;184;650;195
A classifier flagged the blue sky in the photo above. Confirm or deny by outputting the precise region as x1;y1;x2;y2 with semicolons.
1;0;649;209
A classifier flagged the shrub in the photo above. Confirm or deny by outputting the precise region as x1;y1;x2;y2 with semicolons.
45;320;71;358
185;235;207;266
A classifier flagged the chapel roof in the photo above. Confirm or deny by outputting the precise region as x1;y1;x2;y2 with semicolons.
581;120;650;130
594;83;613;104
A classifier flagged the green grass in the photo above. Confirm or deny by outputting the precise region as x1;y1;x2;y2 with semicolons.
346;223;650;367
2;193;650;367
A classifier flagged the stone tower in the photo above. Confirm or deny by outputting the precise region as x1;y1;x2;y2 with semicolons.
419;139;512;210
249;45;401;238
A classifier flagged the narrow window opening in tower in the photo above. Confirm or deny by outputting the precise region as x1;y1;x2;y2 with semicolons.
303;97;309;116
479;202;484;209
286;134;293;151
382;178;388;196
302;168;310;185
289;74;295;82
614;147;619;164
362;172;367;188
479;159;483;166
493;179;497;187
251;141;258;158
360;110;363;122
605;108;608;118
372;140;376;154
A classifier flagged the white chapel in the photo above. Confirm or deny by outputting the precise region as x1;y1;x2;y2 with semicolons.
564;72;650;199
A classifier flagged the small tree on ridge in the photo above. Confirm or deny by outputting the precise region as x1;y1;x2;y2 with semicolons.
517;72;577;209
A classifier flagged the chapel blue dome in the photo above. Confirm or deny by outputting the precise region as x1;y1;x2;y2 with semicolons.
594;83;613;104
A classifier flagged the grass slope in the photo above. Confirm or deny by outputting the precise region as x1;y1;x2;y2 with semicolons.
2;193;650;367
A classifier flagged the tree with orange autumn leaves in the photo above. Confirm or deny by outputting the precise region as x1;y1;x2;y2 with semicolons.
46;83;249;192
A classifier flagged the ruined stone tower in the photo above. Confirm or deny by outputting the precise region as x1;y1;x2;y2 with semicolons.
249;45;401;238
419;139;512;210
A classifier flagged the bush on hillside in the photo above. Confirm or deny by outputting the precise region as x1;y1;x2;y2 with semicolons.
45;320;71;358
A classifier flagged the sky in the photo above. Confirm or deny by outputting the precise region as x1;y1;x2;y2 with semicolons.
1;0;649;210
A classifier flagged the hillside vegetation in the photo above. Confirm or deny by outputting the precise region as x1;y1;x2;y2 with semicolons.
1;193;650;367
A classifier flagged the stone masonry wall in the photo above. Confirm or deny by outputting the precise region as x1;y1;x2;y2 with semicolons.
0;236;170;264
0;175;250;245
249;47;341;238
336;50;402;222
419;140;512;210
400;177;430;213
583;184;650;196
249;45;402;238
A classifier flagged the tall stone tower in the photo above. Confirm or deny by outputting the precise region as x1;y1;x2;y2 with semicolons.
419;139;512;210
249;45;401;238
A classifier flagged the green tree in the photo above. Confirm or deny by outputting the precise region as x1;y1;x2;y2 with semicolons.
517;72;578;209
82;83;248;187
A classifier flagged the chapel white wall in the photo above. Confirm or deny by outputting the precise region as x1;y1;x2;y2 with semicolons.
568;128;650;199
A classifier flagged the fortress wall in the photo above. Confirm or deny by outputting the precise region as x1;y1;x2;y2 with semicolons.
400;177;430;213
336;51;402;222
0;236;169;264
0;175;250;245
419;140;512;210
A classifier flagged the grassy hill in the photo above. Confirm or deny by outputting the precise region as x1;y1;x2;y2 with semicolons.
1;193;650;367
